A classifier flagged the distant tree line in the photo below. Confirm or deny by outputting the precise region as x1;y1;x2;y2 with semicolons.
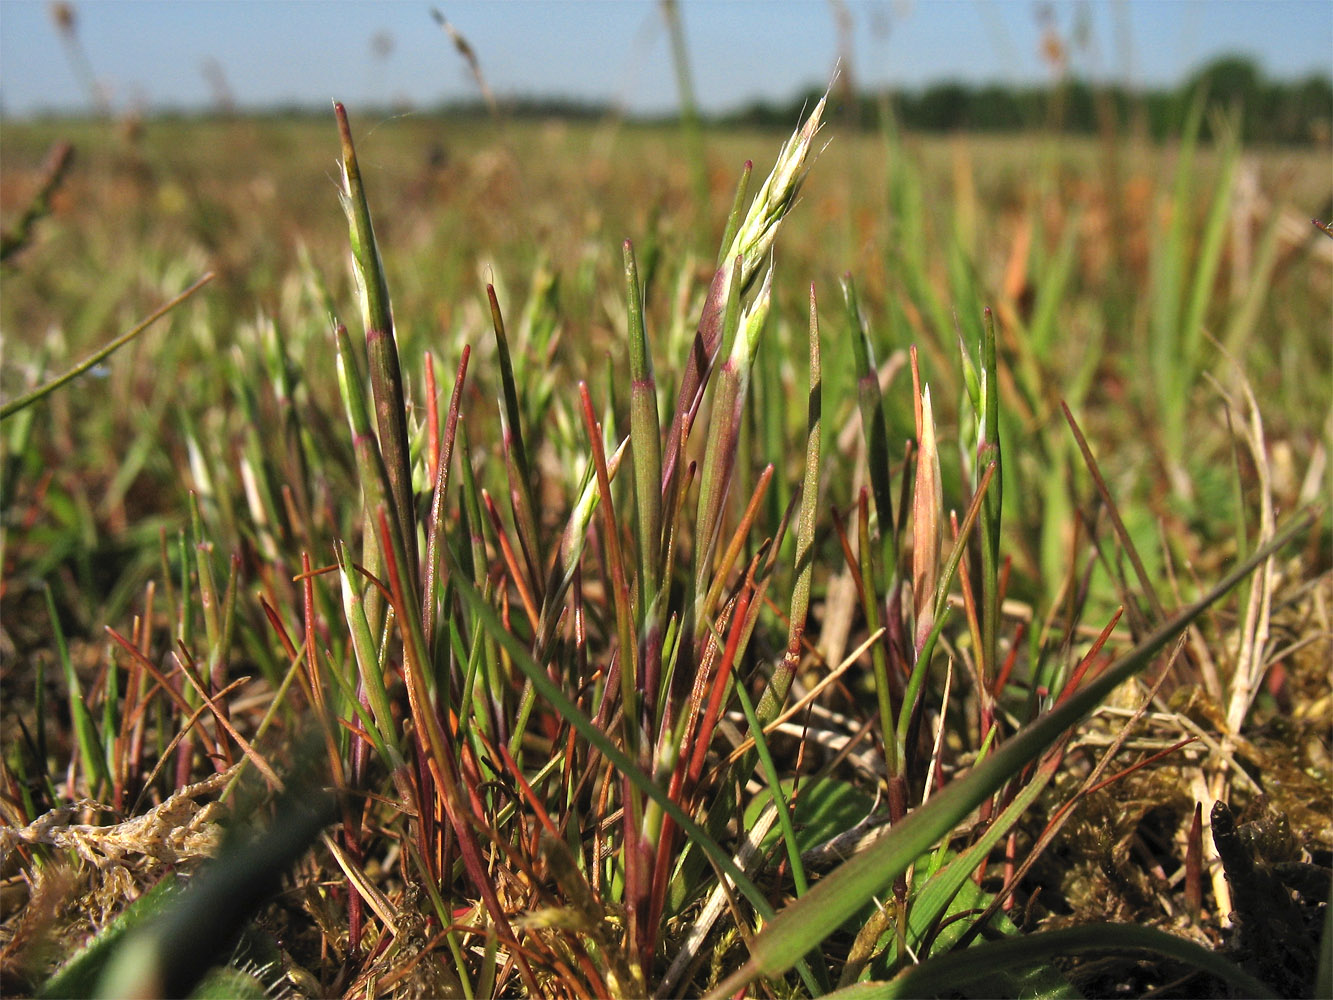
722;57;1331;145
73;53;1322;145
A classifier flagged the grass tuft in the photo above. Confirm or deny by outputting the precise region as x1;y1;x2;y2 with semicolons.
1;71;1327;1000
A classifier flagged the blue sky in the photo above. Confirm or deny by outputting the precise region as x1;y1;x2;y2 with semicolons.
2;1;1330;118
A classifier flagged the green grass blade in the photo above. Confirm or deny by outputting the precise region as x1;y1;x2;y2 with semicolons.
624;240;662;606
857;489;897;776
423;345;470;649
335;542;402;770
487;284;544;596
732;680;833;997
716;159;753;271
660;0;709;217
577;383;641;760
45;583;106;793
906;752;1057;956
1179;115;1239;385
843;275;897;571
335;323;400;573
335;102;418;591
755;285;820;721
732;680;808;898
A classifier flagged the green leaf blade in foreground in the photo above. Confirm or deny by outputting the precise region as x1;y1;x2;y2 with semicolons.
816;922;1276;1000
706;507;1314;998
37;877;183;999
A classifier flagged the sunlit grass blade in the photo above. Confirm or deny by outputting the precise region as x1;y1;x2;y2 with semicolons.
577;382;639;753
716;159;753;272
624;240;662;604
335;322;399;626
1174;115;1240;456
334;542;404;772
910;383;941;655
335;101;418;591
732;679;808;897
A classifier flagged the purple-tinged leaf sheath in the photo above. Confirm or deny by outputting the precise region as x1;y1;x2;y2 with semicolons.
661;263;729;499
689;256;747;601
659;88;826;498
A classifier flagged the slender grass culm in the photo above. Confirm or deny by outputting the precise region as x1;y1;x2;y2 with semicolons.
1;55;1327;1000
